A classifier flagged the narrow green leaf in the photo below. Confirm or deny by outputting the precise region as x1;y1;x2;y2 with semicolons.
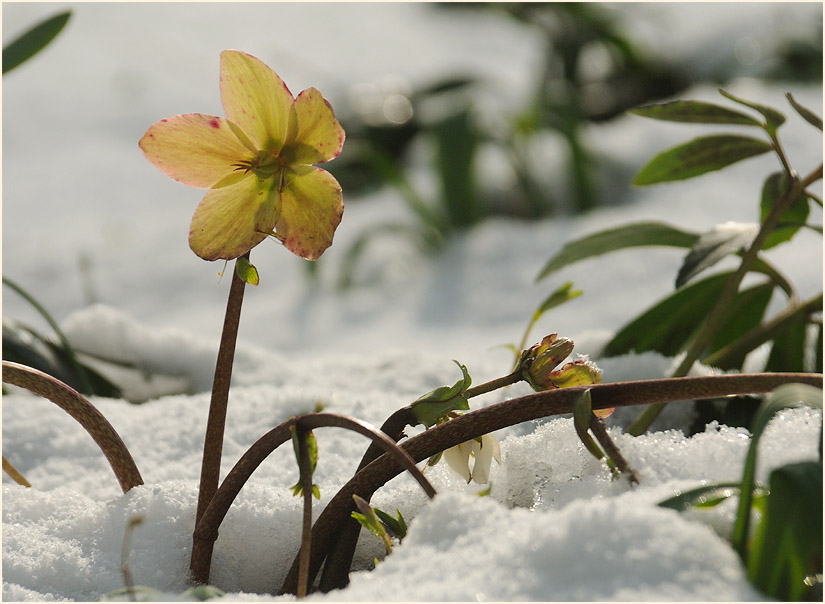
732;383;823;559
633;135;773;186
629;100;761;126
235;257;259;286
3;11;71;75
760;172;810;250
747;461;822;601
816;323;823;374
536;222;698;282
535;282;583;314
718;89;786;132
675;222;759;288
603;272;731;358
658;482;768;512
785;93;822;131
765;316;807;372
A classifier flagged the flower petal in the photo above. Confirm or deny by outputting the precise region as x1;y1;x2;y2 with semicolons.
470;434;501;484
443;443;472;484
275;166;343;260
283;87;346;165
220;50;294;153
139;114;253;188
189;175;279;260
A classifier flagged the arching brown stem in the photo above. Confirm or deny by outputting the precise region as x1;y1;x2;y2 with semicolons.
2;361;143;493
283;372;822;594
189;412;435;586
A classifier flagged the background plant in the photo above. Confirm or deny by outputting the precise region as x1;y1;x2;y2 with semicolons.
534;88;822;435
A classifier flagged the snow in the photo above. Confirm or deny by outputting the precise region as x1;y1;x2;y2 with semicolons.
2;2;823;602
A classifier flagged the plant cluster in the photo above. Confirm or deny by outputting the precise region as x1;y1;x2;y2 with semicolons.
2;11;822;603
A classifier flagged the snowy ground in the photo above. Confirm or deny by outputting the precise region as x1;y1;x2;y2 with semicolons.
2;3;823;602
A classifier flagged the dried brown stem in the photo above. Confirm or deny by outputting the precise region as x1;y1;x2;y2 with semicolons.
2;361;143;493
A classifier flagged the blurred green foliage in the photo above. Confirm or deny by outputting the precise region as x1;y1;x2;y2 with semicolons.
326;2;821;286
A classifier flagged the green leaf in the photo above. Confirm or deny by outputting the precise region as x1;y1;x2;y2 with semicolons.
432;107;480;228
633;135;773;186
732;383;823;559
785;93;822;131
705;282;774;369
411;360;472;428
603;272;731;358
374;508;407;540
535;282;583;315
235;256;260;286
760;172;810;250
718;89;786;133
675;222;759;288
658;482;768;512
747;461;822;601
629;100;762;126
536;222;698;282
3;11;71;75
816;324;823;374
765;316;808;372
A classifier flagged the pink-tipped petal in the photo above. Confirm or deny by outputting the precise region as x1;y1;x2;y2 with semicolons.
188;175;279;261
284;87;346;165
139;114;253;188
275;166;343;260
220;50;294;153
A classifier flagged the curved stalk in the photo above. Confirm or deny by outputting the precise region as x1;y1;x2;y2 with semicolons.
189;412;435;586
284;372;822;594
2;361;143;493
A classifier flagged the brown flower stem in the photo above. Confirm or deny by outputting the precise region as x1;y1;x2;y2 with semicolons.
629;163;823;436
296;427;313;599
284;372;822;594
194;253;249;529
589;416;639;484
2;361;143;493
188;412;434;586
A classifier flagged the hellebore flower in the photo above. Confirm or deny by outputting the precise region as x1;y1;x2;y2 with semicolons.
520;333;612;418
443;433;502;485
139;50;345;261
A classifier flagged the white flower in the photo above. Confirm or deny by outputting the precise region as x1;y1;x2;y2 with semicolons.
443;433;501;484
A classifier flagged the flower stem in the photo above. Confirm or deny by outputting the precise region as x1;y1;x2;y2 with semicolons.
296;427;313;599
465;370;523;399
195;253;249;526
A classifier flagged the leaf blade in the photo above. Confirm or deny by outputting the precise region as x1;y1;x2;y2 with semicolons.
629;100;762;126
536;222;698;282
633;135;773;186
2;10;71;74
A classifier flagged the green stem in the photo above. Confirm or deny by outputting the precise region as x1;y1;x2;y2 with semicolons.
194;253;249;526
703;292;823;369
628;164;823;436
465;370;523;399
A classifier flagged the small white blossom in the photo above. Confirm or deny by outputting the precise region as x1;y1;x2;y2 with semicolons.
443;433;501;484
